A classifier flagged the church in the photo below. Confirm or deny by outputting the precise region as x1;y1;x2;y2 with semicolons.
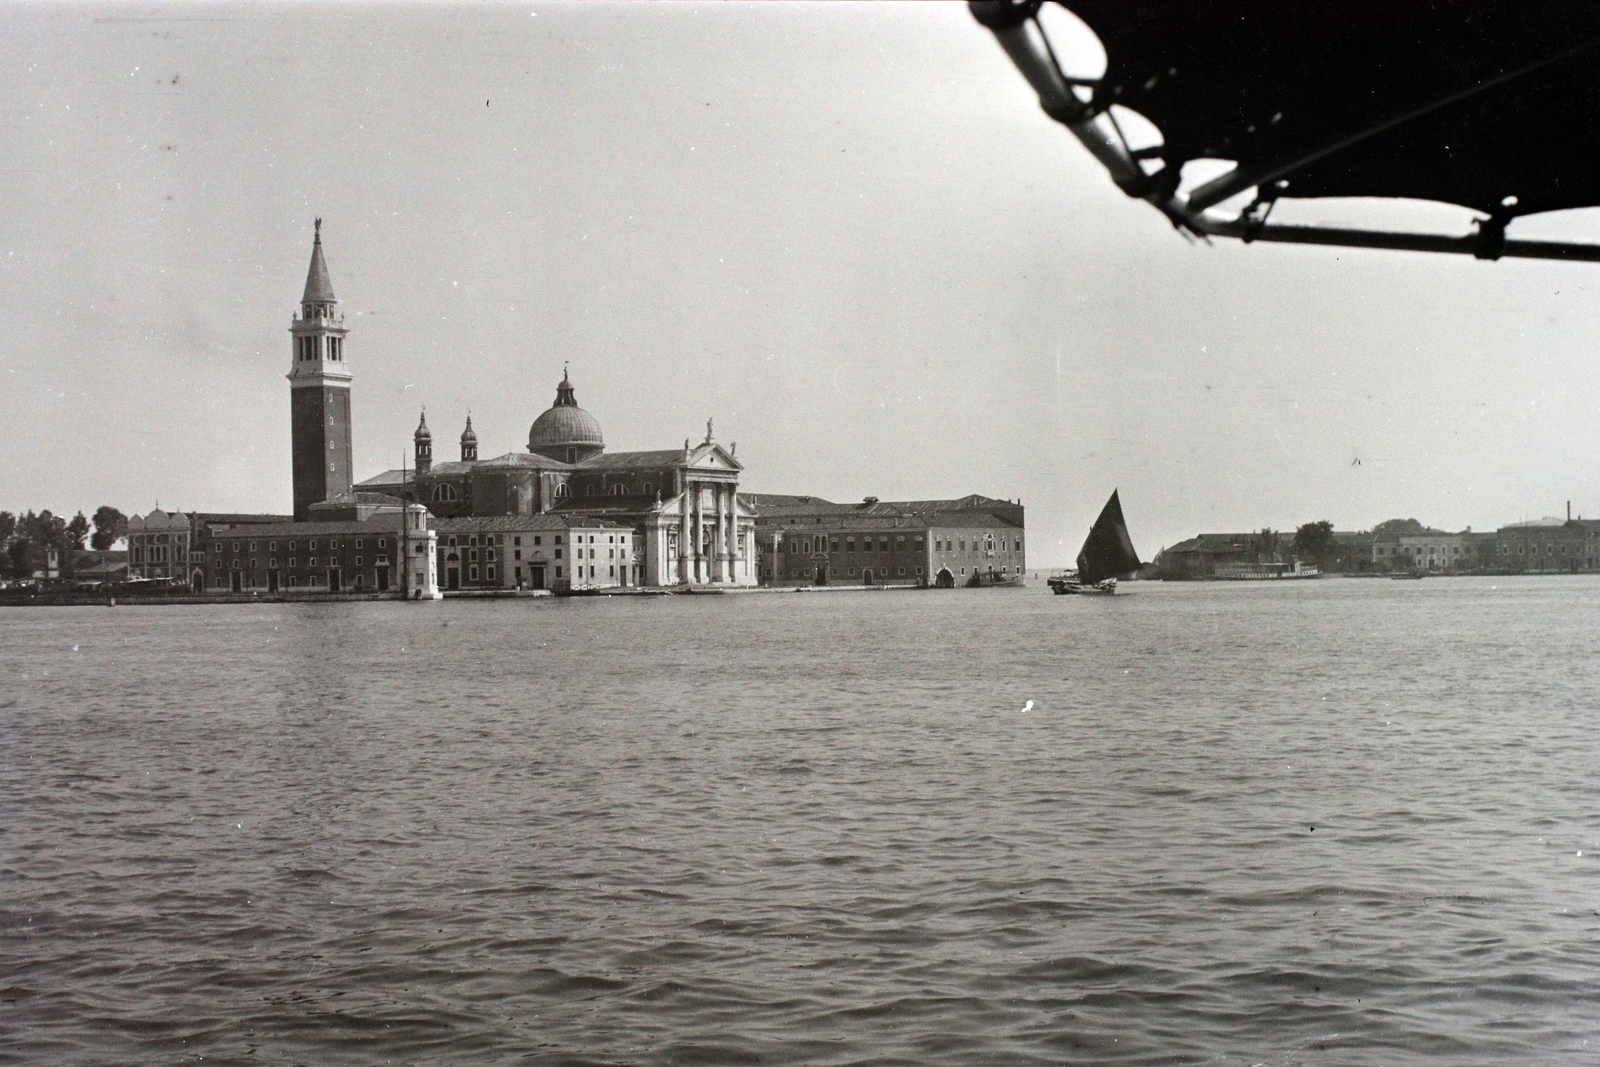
341;292;758;589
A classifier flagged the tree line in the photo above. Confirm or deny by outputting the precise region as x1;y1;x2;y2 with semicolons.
1;506;128;580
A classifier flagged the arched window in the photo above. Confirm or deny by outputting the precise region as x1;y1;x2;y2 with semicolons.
554;483;568;500
609;484;626;495
431;483;459;503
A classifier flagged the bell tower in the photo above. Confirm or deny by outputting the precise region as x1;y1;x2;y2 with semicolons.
287;219;353;521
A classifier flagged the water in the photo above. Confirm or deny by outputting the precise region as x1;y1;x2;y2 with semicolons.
2;578;1597;1066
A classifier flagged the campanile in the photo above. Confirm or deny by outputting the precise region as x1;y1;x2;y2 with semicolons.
287;219;353;520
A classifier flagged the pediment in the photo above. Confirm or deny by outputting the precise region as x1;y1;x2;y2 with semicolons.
688;443;742;471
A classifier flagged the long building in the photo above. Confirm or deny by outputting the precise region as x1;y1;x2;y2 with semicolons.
748;494;1026;587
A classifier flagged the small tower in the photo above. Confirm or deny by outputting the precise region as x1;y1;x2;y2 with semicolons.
287;219;353;521
460;414;478;462
414;410;432;474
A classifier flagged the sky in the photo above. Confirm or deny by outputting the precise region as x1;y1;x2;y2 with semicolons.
3;1;1599;564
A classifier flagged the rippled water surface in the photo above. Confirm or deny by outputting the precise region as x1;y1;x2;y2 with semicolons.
2;578;1597;1066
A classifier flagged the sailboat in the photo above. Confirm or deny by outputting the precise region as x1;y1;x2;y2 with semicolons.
1048;490;1142;595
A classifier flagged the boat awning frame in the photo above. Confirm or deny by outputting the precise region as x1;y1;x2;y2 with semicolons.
970;0;1600;262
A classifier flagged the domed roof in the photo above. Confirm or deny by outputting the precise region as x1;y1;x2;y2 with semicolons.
460;414;477;443
414;411;431;440
528;370;604;456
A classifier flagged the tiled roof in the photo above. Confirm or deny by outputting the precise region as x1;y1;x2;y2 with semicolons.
550;494;662;517
356;470;412;487
208;515;405;539
748;492;1024;530
431;514;632;532
579;449;688;470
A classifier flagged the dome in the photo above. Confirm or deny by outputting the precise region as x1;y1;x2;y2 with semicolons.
414;411;431;441
460;415;477;443
528;370;604;461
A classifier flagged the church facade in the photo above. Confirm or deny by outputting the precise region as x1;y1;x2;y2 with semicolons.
358;376;757;588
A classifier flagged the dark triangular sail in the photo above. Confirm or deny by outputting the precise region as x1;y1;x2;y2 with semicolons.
1075;490;1141;585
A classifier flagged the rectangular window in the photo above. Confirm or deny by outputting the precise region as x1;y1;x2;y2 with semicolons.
309;541;317;551
269;558;277;568
289;558;296;568
249;542;257;552
514;537;522;547
356;539;363;549
554;536;562;545
609;565;615;577
378;539;386;548
469;565;479;581
375;555;387;565
534;536;542;546
555;549;563;559
233;543;239;553
309;557;317;566
486;549;496;562
269;542;277;552
555;566;563;578
486;566;496;580
355;556;363;566
514;550;522;560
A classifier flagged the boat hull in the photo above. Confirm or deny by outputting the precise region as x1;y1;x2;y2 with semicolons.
1048;576;1117;595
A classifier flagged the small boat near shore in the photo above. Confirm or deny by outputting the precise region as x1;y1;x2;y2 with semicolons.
1049;490;1142;596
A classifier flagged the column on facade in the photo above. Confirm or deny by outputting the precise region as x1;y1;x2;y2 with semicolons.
712;482;727;582
725;485;737;578
678;480;692;583
688;483;700;585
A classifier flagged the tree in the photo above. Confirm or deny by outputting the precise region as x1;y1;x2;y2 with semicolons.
90;505;127;550
1293;520;1335;564
1372;518;1426;540
66;512;90;550
0;511;14;551
1251;527;1279;563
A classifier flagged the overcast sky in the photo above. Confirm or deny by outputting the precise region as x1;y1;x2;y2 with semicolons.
4;2;1599;562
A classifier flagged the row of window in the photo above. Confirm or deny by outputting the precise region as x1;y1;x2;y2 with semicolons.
933;537;1021;552
785;536;925;554
220;537;387;554
429;480;658;503
229;554;389;569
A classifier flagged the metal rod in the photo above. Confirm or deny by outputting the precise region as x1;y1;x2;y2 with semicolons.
986;22;1156;199
1193;216;1600;262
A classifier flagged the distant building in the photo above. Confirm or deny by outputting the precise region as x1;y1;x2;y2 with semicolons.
203;499;438;597
748;494;1025;587
127;509;291;588
1490;519;1600;573
1153;534;1254;579
431;514;637;592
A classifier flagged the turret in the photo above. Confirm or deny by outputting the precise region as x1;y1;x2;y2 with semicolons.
460;414;478;462
414;410;432;474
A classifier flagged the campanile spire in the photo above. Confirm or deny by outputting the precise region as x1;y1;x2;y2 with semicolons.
287;220;353;521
